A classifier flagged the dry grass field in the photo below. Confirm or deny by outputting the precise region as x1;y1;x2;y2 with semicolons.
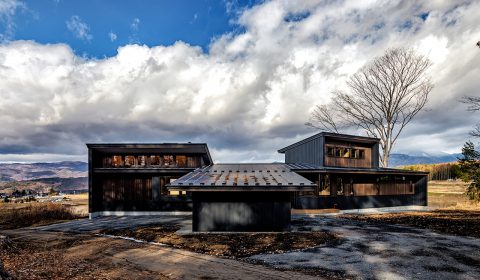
428;180;479;210
0;194;88;229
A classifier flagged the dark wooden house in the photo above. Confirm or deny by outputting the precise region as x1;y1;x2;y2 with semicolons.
278;132;428;210
87;143;212;218
87;133;428;231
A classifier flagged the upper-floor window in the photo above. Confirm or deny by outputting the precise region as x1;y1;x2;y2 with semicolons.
163;155;174;166
326;146;365;159
102;154;202;168
150;155;161;166
124;156;135;167
176;155;187;167
112;156;122;167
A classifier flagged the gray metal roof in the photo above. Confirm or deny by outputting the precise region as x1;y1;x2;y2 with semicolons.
278;132;380;153
168;163;316;191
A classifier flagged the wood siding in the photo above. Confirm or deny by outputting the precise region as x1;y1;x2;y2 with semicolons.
324;143;372;168
292;173;427;209
102;176;152;211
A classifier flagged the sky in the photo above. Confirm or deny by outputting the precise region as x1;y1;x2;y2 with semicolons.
0;0;479;163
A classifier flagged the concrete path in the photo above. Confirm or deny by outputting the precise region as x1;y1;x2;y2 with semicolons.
35;215;192;233
250;216;480;280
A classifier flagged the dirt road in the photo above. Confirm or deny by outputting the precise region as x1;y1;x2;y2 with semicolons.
1;229;321;280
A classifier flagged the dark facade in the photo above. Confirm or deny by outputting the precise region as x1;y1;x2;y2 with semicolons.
278;132;428;210
87;143;212;216
87;132;428;224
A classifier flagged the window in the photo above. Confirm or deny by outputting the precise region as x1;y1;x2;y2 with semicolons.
124;156;135;167
112;156;122;167
336;177;344;195
327;147;335;157
359;150;365;159
167;178;185;196
326;146;365;160
335;147;342;157
176;155;187;167
103;157;112;167
137;155;147;167
163;155;174;166
351;149;359;159
150;155;161;166
319;174;331;196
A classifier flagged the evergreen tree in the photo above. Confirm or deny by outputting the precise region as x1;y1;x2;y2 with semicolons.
458;141;480;201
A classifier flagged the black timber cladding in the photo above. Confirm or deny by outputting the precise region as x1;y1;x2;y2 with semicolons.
87;142;212;213
167;163;316;191
192;192;291;232
278;132;381;168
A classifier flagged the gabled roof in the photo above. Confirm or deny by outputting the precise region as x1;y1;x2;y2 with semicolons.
167;163;316;191
278;132;380;153
86;143;213;165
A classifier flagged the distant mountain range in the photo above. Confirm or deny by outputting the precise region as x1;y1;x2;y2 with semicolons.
0;161;87;194
0;161;87;182
389;153;461;167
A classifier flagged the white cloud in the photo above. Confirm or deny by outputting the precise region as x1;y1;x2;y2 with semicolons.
0;0;25;42
66;15;92;41
0;0;479;163
108;31;117;42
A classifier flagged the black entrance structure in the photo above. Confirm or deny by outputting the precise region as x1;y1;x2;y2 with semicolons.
168;164;316;232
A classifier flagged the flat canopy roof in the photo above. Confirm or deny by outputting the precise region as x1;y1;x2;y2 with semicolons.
286;163;429;175
168;163;316;191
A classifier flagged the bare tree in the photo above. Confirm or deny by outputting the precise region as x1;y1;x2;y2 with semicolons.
460;96;480;137
307;48;433;167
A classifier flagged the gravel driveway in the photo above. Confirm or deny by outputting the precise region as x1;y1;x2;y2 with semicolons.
249;215;480;280
35;214;480;279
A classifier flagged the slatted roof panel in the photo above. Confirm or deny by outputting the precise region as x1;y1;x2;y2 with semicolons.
285;163;428;175
168;163;316;191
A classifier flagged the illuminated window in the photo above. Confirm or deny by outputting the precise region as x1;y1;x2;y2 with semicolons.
138;155;146;167
124;156;135;167
163;155;174;166
112;156;122;167
150;155;161;166
319;174;331;196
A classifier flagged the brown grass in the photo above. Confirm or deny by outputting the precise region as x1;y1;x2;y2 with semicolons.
0;203;85;229
100;224;337;258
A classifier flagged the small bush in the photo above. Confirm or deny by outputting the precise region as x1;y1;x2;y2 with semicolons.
0;203;83;229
